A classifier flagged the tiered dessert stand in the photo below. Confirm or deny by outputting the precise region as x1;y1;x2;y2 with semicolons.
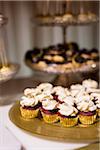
26;1;99;86
0;13;19;105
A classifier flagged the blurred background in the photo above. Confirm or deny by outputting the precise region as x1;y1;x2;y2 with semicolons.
0;1;99;78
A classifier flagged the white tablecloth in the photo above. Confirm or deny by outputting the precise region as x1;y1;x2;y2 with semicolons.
0;104;89;150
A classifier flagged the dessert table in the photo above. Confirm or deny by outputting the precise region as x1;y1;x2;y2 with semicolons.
0;77;98;150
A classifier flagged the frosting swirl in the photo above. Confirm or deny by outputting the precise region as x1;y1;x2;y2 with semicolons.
82;79;98;89
70;84;84;90
77;100;96;112
63;96;75;106
24;88;40;97
20;96;38;107
35;92;53;102
58;103;78;116
37;83;53;92
52;86;65;94
42;99;58;110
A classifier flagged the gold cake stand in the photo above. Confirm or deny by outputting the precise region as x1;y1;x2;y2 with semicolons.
9;102;99;143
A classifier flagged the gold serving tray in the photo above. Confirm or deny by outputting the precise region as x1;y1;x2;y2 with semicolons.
9;102;99;143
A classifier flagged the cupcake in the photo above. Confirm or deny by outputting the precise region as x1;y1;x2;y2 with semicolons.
58;103;78;127
82;79;98;89
52;86;66;103
35;83;53;104
70;84;85;97
20;88;41;119
77;99;97;125
41;99;59;124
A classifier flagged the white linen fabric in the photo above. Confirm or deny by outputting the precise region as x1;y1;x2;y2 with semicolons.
0;104;89;150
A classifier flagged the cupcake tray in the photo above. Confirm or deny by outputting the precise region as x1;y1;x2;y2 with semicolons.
9;101;99;143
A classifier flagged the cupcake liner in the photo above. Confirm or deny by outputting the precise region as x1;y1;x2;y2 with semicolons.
79;113;97;125
41;112;59;124
20;107;39;119
96;109;100;118
59;116;78;127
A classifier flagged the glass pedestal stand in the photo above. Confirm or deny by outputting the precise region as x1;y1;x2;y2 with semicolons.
25;59;99;87
53;68;99;87
0;63;20;106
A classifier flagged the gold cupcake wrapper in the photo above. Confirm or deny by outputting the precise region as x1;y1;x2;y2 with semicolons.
41;112;59;124
79;114;97;125
20;107;39;119
96;109;100;117
59;116;78;127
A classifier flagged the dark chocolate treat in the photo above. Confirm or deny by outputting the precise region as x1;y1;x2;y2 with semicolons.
25;50;33;61
79;110;96;116
68;42;79;52
25;48;43;63
79;48;90;54
92;56;99;61
45;44;65;55
74;55;87;63
90;48;98;53
57;43;65;49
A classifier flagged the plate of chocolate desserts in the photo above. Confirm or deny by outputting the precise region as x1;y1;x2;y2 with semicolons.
25;42;99;74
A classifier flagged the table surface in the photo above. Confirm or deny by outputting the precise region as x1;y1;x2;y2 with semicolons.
0;77;98;150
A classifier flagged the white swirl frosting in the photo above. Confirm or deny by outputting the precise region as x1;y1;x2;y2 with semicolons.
24;88;40;97
76;94;91;104
90;93;100;99
77;100;96;112
52;86;65;94
71;89;83;97
58;103;78;116
37;83;53;92
52;86;67;102
20;96;38;107
63;96;75;105
86;88;100;94
82;79;98;89
70;84;84;90
64;88;71;96
35;92;53;102
42;99;58;110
